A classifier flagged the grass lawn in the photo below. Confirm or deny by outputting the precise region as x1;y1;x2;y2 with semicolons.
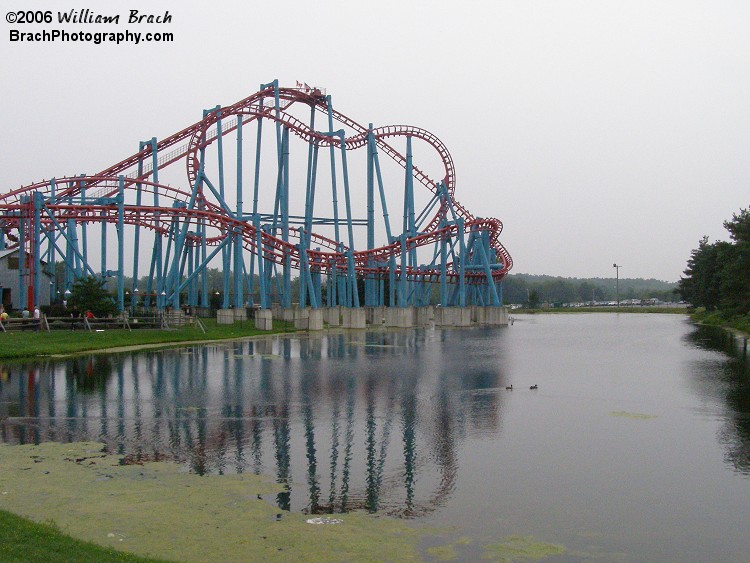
0;318;295;361
0;509;168;563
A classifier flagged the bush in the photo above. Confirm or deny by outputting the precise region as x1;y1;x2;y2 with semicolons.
67;276;118;318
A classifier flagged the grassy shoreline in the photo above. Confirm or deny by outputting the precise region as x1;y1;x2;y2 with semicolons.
688;308;750;335
0;509;166;563
0;318;295;361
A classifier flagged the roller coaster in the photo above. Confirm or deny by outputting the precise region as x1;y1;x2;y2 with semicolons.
0;80;512;313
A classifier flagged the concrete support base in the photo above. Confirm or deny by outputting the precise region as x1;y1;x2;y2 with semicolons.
456;307;472;326
254;308;273;331
434;306;472;327
294;308;323;330
366;306;386;326
484;306;509;326
385;306;414;328
308;308;323;330
165;310;187;327
415;306;434;325
280;306;297;322
233;308;247;321
342;308;366;329
217;309;234;325
324;306;342;326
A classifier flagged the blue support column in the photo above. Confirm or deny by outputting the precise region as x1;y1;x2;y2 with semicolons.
476;230;500;306
326;97;341;244
131;145;145;310
64;218;76;296
399;235;407;307
365;126;375;306
18;208;27;310
234;114;244;309
297;227;318;308
301;106;320;308
117;176;125;311
45;180;56;302
248;108;264;307
281;128;291;308
148;137;164;310
254;215;267;309
80;182;88;271
32;191;43;308
100;207;107;279
389;253;396;307
457;218;466;307
336;133;358;308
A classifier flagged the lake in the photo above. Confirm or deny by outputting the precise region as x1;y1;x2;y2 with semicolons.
1;313;749;560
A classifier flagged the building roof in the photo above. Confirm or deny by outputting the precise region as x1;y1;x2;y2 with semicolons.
0;248;17;260
0;247;52;274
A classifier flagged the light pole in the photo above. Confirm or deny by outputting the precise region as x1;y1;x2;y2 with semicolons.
612;263;621;307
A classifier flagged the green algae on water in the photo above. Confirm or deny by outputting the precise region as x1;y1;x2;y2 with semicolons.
0;442;421;562
482;535;565;560
426;543;458;560
610;411;658;420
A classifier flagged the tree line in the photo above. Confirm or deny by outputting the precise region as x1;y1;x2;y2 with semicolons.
679;207;750;316
503;274;677;306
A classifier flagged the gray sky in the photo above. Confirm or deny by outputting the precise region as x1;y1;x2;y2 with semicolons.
3;0;749;282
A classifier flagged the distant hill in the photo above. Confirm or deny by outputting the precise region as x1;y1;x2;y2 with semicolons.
502;273;678;305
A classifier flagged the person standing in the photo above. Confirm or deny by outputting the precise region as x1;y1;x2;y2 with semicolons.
33;305;40;331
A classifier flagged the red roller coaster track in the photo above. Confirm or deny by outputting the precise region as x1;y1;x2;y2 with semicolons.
0;84;512;306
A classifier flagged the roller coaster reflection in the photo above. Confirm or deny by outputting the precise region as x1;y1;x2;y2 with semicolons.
0;332;504;516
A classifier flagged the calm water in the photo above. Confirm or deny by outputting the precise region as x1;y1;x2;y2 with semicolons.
1;314;749;560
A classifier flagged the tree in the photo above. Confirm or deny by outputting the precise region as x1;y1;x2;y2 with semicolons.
67;276;118;317
679;206;750;315
679;236;724;310
528;289;540;309
719;208;750;315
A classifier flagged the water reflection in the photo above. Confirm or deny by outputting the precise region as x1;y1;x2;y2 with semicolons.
685;325;750;475
0;329;506;516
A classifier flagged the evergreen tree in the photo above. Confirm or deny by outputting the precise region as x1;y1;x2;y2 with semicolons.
679;206;750;315
68;276;118;317
719;208;750;315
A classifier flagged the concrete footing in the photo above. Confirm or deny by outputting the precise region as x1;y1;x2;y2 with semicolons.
255;304;506;330
342;308;366;329
366;306;386;326
324;306;342;326
415;306;434;325
254;308;273;330
164;310;187;327
485;306;509;325
294;308;323;330
217;309;234;325
233;308;247;321
280;307;297;322
434;306;472;327
472;306;509;325
385;306;414;328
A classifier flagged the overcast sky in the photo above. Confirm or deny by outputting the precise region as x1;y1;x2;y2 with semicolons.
3;0;749;282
